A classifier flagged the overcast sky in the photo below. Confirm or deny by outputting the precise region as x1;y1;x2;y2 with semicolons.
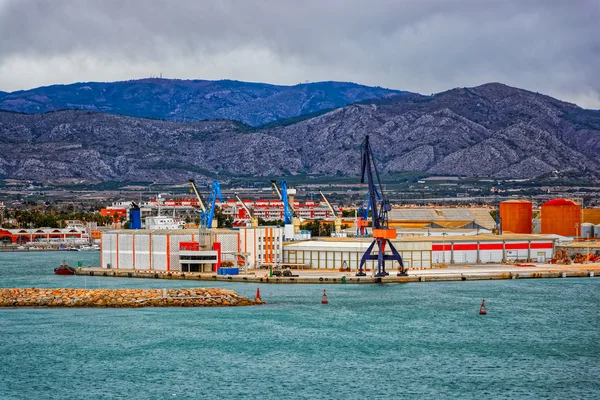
0;0;598;108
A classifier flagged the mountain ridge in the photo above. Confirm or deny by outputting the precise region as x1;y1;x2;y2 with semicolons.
0;78;404;126
0;82;598;183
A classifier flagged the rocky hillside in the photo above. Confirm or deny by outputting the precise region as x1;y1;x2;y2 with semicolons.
1;83;598;182
272;83;600;179
0;79;403;126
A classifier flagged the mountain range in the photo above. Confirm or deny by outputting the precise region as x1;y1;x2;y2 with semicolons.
0;82;598;183
0;79;402;126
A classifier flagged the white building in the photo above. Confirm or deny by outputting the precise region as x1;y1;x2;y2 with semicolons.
100;226;283;271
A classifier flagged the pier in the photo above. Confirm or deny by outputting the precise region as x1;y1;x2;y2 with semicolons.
75;263;600;284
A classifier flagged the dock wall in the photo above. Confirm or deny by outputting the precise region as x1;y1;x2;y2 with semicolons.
75;267;599;284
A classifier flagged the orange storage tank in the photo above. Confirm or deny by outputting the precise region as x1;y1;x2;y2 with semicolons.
500;200;532;234
583;209;600;224
541;199;581;236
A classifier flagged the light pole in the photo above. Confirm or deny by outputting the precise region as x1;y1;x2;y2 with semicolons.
442;230;447;264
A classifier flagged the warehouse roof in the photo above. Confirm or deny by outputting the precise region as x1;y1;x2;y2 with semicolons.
399;233;558;242
105;228;238;235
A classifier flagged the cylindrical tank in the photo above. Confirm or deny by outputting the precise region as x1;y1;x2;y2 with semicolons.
541;199;581;236
581;223;594;239
583;209;600;225
500;200;532;234
595;224;600;239
129;208;142;229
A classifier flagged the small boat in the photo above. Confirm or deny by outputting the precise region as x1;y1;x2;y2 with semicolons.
54;262;76;275
77;245;100;251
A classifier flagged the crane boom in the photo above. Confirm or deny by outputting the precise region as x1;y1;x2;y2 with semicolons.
188;179;207;212
318;190;337;217
270;180;282;200
235;193;259;228
234;194;253;217
319;189;342;234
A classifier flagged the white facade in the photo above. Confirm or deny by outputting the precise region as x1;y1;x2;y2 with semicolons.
144;216;185;230
102;230;197;271
101;227;282;271
428;235;556;264
238;227;284;268
282;239;432;270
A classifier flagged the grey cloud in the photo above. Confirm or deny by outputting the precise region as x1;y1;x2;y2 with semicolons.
0;0;598;108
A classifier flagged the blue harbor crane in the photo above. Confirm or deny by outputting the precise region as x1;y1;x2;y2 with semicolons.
204;180;223;229
357;135;406;277
271;180;295;224
189;179;222;229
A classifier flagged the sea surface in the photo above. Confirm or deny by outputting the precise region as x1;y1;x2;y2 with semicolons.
1;251;599;399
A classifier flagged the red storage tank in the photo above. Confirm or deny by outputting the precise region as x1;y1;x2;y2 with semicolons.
500;200;532;234
541;199;581;236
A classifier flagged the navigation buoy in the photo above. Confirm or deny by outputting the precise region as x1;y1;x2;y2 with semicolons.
479;299;487;315
321;289;328;304
254;288;263;304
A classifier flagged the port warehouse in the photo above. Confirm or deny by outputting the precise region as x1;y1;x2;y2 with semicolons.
101;227;283;272
0;223;89;244
100;228;557;271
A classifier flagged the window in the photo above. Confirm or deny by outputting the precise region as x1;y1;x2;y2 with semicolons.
180;255;217;261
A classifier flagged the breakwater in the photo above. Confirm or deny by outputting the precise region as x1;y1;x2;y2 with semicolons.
0;288;255;307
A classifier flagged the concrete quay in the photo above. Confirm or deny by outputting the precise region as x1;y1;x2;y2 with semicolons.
75;263;600;284
0;287;255;307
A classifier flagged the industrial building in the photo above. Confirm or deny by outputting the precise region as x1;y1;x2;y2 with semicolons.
282;234;556;269
0;222;90;245
100;197;336;224
101;227;283;272
99;227;557;272
387;208;496;230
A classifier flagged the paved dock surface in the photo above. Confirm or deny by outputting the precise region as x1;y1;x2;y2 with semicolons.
76;263;600;284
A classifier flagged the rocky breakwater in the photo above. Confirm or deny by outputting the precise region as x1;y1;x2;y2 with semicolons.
0;288;256;307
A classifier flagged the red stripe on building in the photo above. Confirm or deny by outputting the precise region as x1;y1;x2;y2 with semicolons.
530;243;553;249
432;241;553;252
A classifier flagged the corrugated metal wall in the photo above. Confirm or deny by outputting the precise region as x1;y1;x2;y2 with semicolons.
135;234;150;270
541;199;581;236
283;248;431;270
500;201;533;234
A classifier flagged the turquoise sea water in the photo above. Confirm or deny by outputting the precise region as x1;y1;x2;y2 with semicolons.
1;251;599;399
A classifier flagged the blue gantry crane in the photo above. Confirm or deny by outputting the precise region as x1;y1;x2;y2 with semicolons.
357;135;406;277
357;186;380;235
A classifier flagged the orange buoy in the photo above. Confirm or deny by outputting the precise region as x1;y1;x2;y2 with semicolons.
321;289;328;304
479;299;487;315
254;288;263;304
